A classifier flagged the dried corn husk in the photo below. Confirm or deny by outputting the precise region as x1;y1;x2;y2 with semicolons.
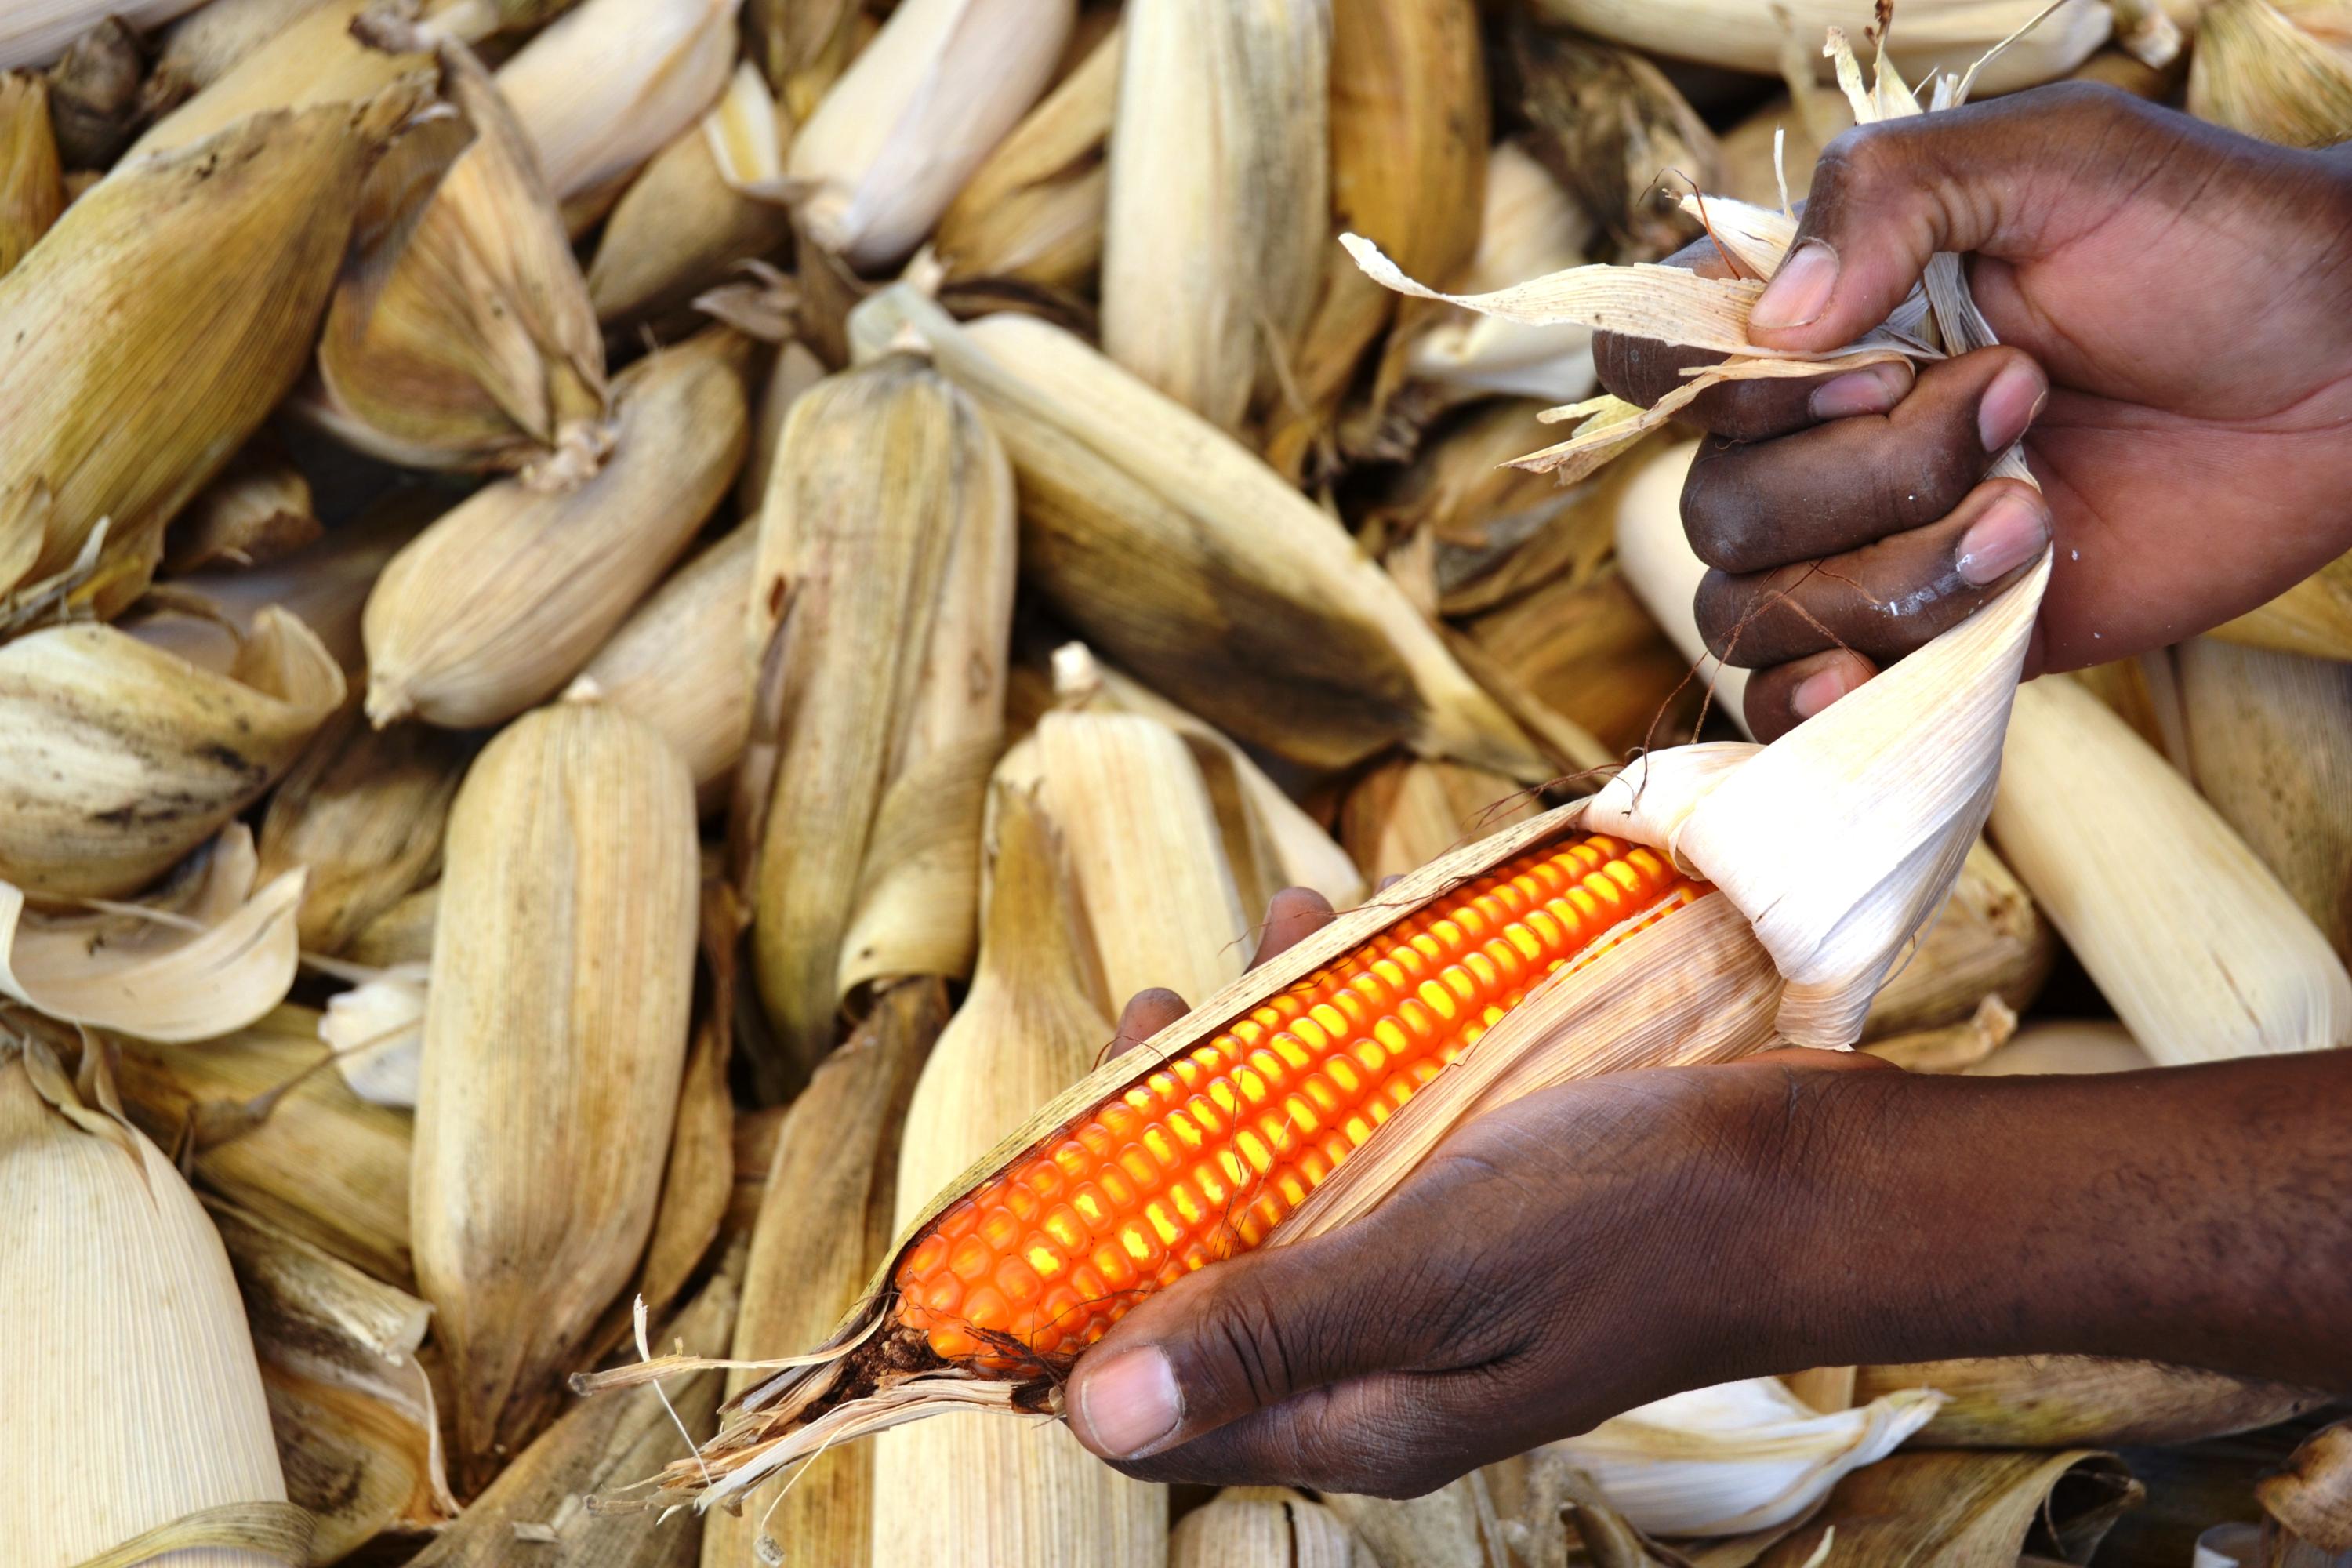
161;433;321;575
112;1003;416;1286
347;884;439;971
747;350;1015;1079
257;707;472;955
1853;1356;2323;1450
746;0;862;124
0;73;62;277
1967;1019;2154;1075
0;1043;299;1567
1340;754;1536;884
2260;1424;2352;1556
2212;551;2352;660
786;0;1073;270
209;1200;457;1559
2189;0;2352;147
739;338;826;515
1859;993;2016;1071
1054;642;1366;914
0;608;343;901
577;524;757;811
318;964;426;1108
1991;674;2352;1065
1263;0;1487;480
412;699;700;1486
145;0;339;114
848;285;1548;777
1321;1479;1512;1568
1862;839;2053;1039
1099;0;1327;431
1175;1488;1367;1567
1753;1450;2141;1567
871;786;1167;1566
42;16;146;168
0;88;426;606
415;1262;740;1566
1528;0;2111;96
495;0;739;203
364;328;750;729
2;0;205;71
1512;24;1714;262
933;22;1118;289
588;63;793;328
307;42;609;481
630;1009;733;1332
2172;639;2352;966
702;982;942;1568
1544;1378;1943;1538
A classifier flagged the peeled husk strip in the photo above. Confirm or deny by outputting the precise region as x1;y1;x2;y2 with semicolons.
2211;550;2352;659
412;699;701;1489
700;980;943;1568
144;0;339;114
160;431;321;576
870;785;1167;1568
933;22;1119;289
1099;0;1326;432
362;327;750;730
206;1199;457;1558
1853;1356;2324;1450
307;41;610;481
111;1002;416;1287
1339;753;1539;885
848;285;1549;778
0;1041;297;1567
576;523;757;812
0;606;343;901
1748;1449;2141;1567
1859;993;2016;1072
257;705;473;954
2188;0;2352;147
588;63;793;329
746;350;1015;1080
0;73;62;278
1174;1487;1367;1568
494;0;737;204
0;85;430;604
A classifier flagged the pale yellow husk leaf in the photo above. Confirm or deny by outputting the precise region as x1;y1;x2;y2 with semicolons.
2211;550;2352;659
1;0;210;71
0;73;64;278
1853;1354;2322;1450
2187;0;2352;148
933;22;1120;288
1174;1488;1368;1568
345;884;439;971
318;963;428;1108
1338;753;1538;885
1967;1019;2152;1075
496;0;739;201
147;0;340;111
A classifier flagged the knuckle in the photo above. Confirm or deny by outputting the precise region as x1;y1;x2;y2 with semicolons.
1679;445;1769;572
1691;571;1749;662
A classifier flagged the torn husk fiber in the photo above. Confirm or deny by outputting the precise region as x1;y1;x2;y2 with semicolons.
847;284;1548;778
362;328;750;730
2;1042;303;1567
870;784;1167;1568
0;85;429;606
747;350;1015;1082
411;699;699;1489
0;72;62;278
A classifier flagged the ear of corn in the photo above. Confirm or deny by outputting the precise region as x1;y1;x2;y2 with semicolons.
307;42;611;481
746;0;864;125
495;0;740;205
786;0;1075;270
2211;550;2352;660
871;783;1168;1567
933;22;1119;289
0;85;428;606
0;607;344;900
1775;1450;2145;1565
849;285;1548;778
1512;23;1715;263
161;432;322;575
113;1003;417;1285
1100;0;1328;432
363;328;750;730
144;0;340;114
2189;0;2352;147
257;706;474;953
0;72;62;278
703;981;943;1568
411;699;700;1488
1;1041;297;1567
1174;1488;1368;1568
1851;1356;2323;1451
748;350;1015;1081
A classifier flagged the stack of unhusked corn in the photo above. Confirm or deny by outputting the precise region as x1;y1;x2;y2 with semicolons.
2;0;2349;1564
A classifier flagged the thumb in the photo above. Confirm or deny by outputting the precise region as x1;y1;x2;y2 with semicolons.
1744;82;2163;351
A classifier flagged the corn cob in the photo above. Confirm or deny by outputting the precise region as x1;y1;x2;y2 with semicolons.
0;73;61;278
892;832;1700;1370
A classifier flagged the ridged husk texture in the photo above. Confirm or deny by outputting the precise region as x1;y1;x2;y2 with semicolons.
933;23;1119;289
362;328;750;729
746;0;862;125
1173;1488;1368;1568
1852;1355;2325;1450
2188;0;2352;148
495;0;739;204
0;73;62;278
411;700;700;1487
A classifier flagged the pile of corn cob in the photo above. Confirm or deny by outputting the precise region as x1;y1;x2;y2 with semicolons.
4;0;2351;1563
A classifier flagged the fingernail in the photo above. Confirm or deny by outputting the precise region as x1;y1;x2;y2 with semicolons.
1750;241;1838;331
1078;1348;1180;1457
1808;363;1910;420
1791;667;1851;720
1977;360;2049;452
1955;492;2051;586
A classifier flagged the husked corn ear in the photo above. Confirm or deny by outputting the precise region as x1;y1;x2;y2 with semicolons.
0;87;426;604
307;42;609;480
362;328;750;730
2189;0;2352;147
0;73;62;278
1100;0;1328;431
495;0;739;204
934;23;1118;289
412;699;700;1486
894;833;1704;1369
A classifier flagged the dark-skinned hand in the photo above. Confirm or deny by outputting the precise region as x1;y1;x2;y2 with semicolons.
1594;83;2352;739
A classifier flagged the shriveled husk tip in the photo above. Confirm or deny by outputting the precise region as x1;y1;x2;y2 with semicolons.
1;1041;299;1568
2188;0;2352;149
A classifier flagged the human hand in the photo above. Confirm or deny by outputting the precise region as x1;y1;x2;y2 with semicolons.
1595;83;2352;740
1064;887;1888;1496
